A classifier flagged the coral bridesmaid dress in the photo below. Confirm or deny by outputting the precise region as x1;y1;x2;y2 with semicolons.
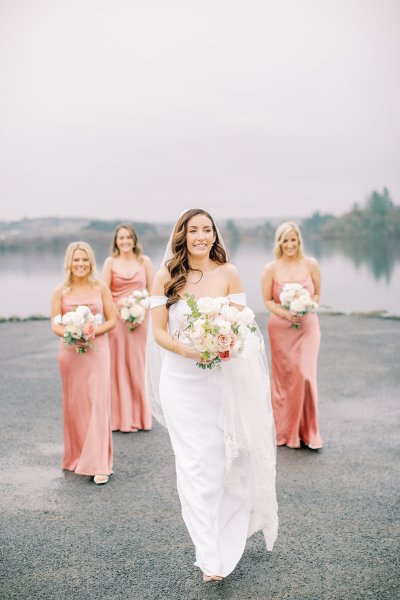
58;293;113;475
108;264;151;431
268;274;323;449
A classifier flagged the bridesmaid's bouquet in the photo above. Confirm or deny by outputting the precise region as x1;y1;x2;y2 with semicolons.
279;283;318;329
119;289;151;330
53;305;103;353
177;294;257;370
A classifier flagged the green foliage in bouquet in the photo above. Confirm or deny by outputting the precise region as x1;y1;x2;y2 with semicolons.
63;332;92;354
183;293;222;369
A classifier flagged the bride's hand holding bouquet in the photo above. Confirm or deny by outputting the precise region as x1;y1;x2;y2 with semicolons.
176;294;256;369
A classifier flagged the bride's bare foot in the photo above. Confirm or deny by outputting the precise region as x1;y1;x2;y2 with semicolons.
203;574;223;582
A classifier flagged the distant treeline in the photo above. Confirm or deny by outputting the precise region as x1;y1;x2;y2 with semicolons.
302;188;399;239
84;220;159;236
83;187;400;244
0;188;398;252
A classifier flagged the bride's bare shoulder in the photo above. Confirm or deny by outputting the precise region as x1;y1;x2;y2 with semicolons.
217;262;243;291
217;261;240;278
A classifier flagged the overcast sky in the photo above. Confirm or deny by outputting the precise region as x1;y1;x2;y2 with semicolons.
0;0;399;223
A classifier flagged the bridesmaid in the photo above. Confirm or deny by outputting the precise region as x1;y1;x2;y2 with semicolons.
261;221;323;450
102;224;154;432
51;241;116;484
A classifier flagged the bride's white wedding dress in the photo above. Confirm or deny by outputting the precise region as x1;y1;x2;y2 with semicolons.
150;294;278;577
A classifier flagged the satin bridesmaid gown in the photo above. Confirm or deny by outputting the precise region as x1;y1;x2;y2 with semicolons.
268;274;323;449
108;264;151;431
58;293;113;476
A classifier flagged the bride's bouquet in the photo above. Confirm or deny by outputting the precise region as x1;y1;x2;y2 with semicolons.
53;305;103;353
177;294;257;369
279;283;318;329
119;289;151;330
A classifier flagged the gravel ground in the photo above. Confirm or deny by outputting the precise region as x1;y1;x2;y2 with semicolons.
0;315;399;600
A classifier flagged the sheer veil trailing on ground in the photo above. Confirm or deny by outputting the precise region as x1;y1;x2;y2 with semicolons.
146;215;278;549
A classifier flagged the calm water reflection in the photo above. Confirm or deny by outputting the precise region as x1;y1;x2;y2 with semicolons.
1;238;399;317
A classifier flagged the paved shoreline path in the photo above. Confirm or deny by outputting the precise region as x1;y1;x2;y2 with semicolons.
0;315;399;600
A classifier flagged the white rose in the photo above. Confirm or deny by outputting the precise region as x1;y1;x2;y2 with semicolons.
65;325;82;338
281;287;293;297
239;307;255;325
220;305;241;324
61;312;73;326
206;336;218;352
279;293;288;306
280;291;295;306
132;290;143;299
130;304;144;318
70;311;84;326
280;284;303;305
76;305;90;316
53;314;62;325
94;313;103;327
298;294;313;308
197;297;220;315
280;291;292;305
194;336;208;353
120;306;130;320
213;297;228;311
121;297;132;308
290;298;306;314
190;320;205;342
214;319;231;335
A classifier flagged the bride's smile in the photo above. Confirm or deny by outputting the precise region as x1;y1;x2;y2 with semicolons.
186;214;216;258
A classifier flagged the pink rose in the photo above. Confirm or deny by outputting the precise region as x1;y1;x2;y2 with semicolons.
217;333;232;352
82;323;95;340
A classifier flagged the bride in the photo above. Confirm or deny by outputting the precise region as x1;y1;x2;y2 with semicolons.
149;209;278;582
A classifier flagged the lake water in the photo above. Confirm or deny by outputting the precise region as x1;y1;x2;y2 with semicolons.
1;238;399;318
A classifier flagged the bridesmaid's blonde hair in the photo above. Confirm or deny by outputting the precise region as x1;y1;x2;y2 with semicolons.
274;221;305;259
63;241;100;291
110;223;143;263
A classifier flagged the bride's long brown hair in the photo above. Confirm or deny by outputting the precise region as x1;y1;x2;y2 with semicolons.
165;209;227;308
